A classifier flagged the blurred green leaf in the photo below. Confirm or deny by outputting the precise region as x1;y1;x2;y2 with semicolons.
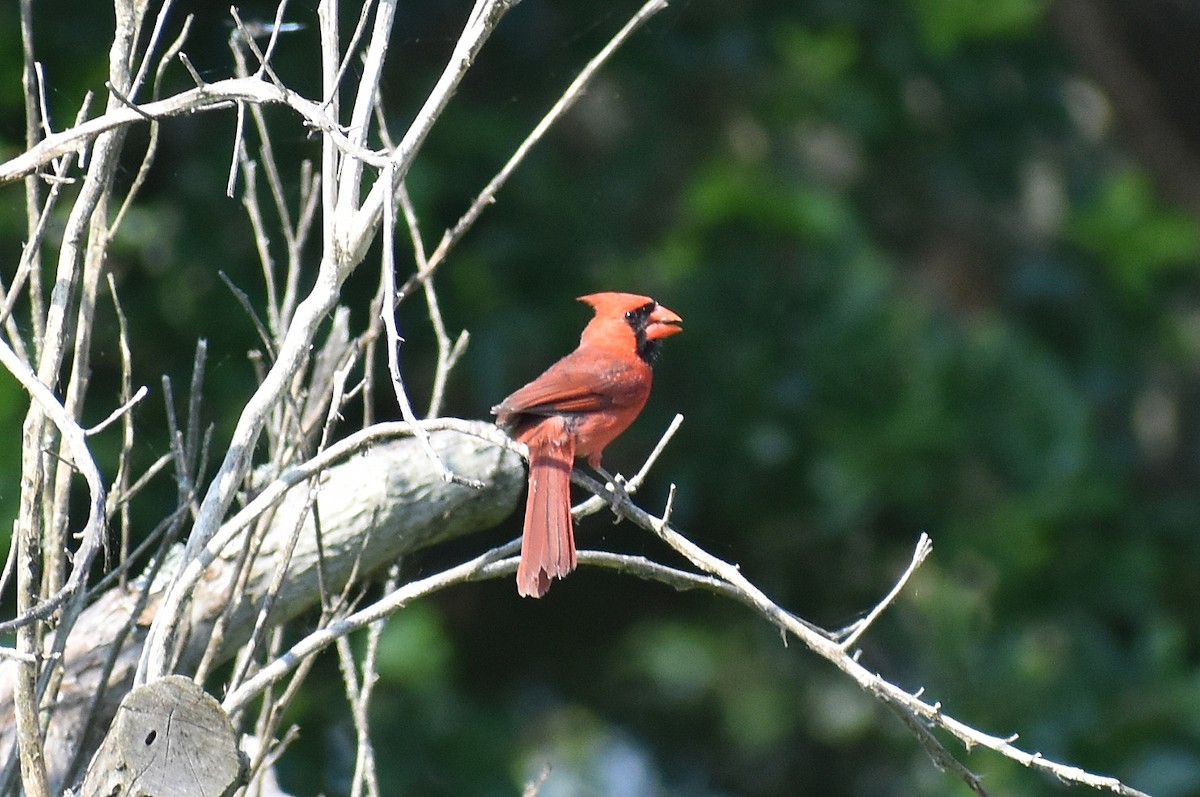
1071;168;1200;301
911;0;1045;55
375;605;453;688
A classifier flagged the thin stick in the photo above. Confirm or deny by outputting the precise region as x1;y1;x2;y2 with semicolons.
222;538;512;714
343;0;519;261
83;385;149;437
228;6;289;91
395;184;465;419
321;0;376;115
106;273;137;590
111;14;195;235
0;76;393;185
333;0;394;219
226;99;247;198
379;165;481;487
572;413;683;519
126;0;177;101
339;565;391;797
397;0;670;301
0;336;107;605
837;532;932;650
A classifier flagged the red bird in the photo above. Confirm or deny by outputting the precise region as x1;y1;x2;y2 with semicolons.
493;292;683;598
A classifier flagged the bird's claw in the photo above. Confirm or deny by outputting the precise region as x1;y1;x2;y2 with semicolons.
607;476;629;523
592;465;630;518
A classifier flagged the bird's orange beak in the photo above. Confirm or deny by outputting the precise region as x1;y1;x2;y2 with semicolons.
645;304;683;341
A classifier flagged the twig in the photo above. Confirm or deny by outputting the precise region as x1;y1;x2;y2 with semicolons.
228;6;289;91
104;80;157;121
576;550;738;596
125;0;176;101
837;532;932;650
565;476;1152;797
235;161;279;333
222;533;513;714
0;335;108;609
178;51;204;88
333;0;394;220
340;565;392;797
84;385;149;437
110;13;195;237
396;0;670;301
219;270;276;359
320;0;376;116
379;165;481;487
343;0;520;261
105;451;172;515
160;377;190;510
0;76;392;185
226;100;247;198
573;412;683;519
394;184;467;419
883;699;992;797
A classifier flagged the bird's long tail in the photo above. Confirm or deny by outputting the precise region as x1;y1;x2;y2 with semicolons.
516;419;577;598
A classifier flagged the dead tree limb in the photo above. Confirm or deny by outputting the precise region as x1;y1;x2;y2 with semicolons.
0;423;522;793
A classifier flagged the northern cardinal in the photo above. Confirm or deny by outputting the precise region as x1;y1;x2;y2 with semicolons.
492;292;683;598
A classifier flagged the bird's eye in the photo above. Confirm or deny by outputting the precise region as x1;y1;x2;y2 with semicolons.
627;302;655;320
624;301;656;326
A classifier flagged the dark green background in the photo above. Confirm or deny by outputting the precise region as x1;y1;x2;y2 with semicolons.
2;1;1198;795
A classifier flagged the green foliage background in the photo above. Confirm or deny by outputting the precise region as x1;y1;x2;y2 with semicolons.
2;0;1199;795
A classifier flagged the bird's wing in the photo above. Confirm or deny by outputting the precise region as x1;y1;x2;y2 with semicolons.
493;350;648;419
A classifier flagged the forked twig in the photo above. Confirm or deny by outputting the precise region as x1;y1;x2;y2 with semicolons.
572;412;683;519
837;532;932;651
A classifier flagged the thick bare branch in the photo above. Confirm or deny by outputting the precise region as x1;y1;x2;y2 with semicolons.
0;77;389;185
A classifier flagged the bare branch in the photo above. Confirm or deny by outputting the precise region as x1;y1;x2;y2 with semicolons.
84;385;149;437
836;532;932;651
573;412;683;519
222;532;508;715
379;167;480;486
228;6;289;91
397;0;670;301
0;336;108;607
0;76;390;185
343;0;519;262
111;14;194;235
339;565;392;797
395;184;465;419
333;0;395;219
126;0;177;100
564;470;1152;797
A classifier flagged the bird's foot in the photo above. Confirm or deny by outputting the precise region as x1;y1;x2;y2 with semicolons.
591;464;631;518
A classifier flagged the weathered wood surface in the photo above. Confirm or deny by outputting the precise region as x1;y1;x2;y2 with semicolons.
80;676;245;797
